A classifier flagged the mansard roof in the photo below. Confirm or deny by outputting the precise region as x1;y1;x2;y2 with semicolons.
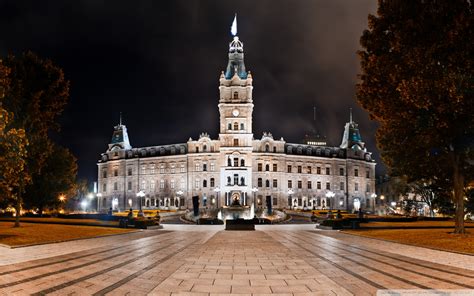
99;143;187;163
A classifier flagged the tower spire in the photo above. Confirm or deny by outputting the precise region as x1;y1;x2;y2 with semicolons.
119;112;122;126
349;108;353;123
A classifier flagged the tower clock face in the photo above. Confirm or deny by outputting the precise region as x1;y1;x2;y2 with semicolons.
232;109;239;117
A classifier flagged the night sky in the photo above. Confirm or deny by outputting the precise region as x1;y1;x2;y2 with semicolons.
0;0;382;183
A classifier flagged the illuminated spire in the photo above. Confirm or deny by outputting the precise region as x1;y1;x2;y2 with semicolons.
224;14;247;79
349;108;353;123
119;112;122;126
231;14;237;36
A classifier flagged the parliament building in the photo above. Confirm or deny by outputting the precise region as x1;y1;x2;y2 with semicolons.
97;27;376;213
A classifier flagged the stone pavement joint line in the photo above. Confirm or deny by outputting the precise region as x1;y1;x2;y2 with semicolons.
308;230;474;279
0;226;473;296
297;231;474;289
29;242;186;295
0;237;186;290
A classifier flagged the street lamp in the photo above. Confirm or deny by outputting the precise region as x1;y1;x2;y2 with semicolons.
87;193;94;212
325;191;335;210
371;193;377;212
213;188;220;208
96;193;102;212
287;189;294;209
177;190;184;209
81;200;88;212
136;190;145;217
252;187;258;209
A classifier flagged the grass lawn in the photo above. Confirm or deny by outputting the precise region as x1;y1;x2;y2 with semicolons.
344;228;474;254
0;217;118;227
0;222;135;247
360;220;474;228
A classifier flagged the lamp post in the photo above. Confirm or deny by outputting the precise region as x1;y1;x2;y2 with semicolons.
252;187;258;209
287;189;294;209
177;190;184;209
325;191;335;210
136;190;145;217
87;193;94;212
96;193;102;212
213;187;221;209
380;194;385;213
81;199;88;212
370;193;377;213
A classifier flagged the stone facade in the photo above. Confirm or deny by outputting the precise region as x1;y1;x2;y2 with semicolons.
97;33;376;213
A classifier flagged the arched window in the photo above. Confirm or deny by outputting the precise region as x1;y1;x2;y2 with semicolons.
228;123;232;130
203;145;207;152
227;176;231;185
233;158;239;167
195;147;199;153
233;122;238;130
273;146;276;153
265;164;270;171
228;158;232;166
258;178;262;187
203;180;207;187
240;159;245;166
233;174;238;185
240;123;244;130
240;177;245;185
265;180;270;187
233;91;238;99
265;144;270;152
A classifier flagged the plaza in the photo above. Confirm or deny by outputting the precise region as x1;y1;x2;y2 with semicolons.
0;225;473;295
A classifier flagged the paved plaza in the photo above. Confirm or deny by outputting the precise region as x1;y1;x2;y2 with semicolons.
0;225;473;295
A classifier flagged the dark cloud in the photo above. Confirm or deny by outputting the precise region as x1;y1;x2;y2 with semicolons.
0;0;382;182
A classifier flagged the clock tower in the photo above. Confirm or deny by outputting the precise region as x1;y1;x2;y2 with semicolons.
218;17;254;206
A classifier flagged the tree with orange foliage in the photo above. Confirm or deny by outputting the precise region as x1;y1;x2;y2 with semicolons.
357;0;474;233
